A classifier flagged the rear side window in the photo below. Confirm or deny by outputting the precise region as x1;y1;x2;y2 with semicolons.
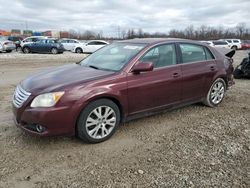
96;42;106;45
24;38;33;42
179;44;206;63
213;41;228;45
140;44;176;68
233;40;240;43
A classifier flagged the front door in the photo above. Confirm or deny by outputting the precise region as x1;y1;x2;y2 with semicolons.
127;43;182;115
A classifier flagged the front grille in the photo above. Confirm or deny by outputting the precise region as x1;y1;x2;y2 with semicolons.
13;85;31;108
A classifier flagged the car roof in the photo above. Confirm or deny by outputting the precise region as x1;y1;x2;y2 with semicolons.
118;38;205;46
88;40;108;43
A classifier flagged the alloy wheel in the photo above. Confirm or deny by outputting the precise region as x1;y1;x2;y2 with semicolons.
51;48;58;54
210;81;225;104
85;106;116;139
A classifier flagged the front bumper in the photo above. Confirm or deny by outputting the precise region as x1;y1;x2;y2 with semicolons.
12;104;76;136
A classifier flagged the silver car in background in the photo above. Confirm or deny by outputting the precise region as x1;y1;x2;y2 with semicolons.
58;38;82;51
0;37;16;53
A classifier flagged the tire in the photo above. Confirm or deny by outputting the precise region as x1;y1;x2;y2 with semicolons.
233;66;244;79
16;47;22;53
77;99;120;143
23;47;30;54
51;48;58;54
6;50;12;53
203;78;226;107
231;46;237;50
75;48;83;54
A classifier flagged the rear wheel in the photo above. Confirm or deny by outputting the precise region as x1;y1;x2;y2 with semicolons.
77;99;120;143
75;47;83;54
203;78;226;107
231;46;237;50
5;50;12;53
23;47;30;54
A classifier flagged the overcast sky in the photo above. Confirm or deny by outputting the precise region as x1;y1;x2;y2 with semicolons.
0;0;249;36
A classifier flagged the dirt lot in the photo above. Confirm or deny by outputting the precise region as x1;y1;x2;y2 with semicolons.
0;51;249;188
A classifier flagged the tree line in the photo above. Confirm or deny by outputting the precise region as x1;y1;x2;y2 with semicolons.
68;23;250;41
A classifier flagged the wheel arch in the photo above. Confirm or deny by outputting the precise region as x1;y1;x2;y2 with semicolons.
22;46;30;52
75;47;83;53
74;95;125;136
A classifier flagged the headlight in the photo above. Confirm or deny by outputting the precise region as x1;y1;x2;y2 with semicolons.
30;92;64;107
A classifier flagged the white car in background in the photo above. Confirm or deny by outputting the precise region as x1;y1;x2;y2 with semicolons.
59;38;82;51
0;43;3;51
73;40;109;53
204;40;231;49
220;39;242;50
21;36;47;47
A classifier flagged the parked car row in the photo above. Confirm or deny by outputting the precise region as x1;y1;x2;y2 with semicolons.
200;39;249;50
18;36;109;54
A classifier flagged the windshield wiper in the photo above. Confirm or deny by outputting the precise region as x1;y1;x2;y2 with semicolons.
88;65;99;70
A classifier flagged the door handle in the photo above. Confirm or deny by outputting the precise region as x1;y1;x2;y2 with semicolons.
210;66;215;71
172;72;180;78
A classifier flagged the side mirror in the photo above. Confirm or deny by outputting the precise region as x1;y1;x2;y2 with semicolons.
132;62;153;73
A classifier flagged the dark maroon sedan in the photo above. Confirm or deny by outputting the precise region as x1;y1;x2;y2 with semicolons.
12;38;234;143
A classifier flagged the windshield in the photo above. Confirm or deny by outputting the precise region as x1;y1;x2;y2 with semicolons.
80;42;146;71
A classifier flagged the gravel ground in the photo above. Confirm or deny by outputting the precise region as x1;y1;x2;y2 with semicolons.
0;51;249;188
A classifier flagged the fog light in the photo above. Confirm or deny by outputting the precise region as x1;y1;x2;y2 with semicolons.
36;125;45;133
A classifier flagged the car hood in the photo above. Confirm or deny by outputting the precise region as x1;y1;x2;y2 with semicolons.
21;64;114;94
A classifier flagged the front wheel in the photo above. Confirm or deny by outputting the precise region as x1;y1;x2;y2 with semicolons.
77;99;120;143
75;48;83;54
231;46;237;50
203;78;226;107
51;48;58;54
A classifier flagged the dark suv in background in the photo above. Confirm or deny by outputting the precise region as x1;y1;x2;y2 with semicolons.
22;38;65;54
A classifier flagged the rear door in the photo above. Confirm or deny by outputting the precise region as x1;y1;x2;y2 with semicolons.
178;43;216;102
127;43;182;115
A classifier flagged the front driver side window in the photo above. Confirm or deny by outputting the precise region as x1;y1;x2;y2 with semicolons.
140;44;176;68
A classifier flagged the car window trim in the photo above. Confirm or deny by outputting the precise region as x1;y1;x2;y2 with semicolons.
139;42;179;68
177;42;215;64
128;42;182;73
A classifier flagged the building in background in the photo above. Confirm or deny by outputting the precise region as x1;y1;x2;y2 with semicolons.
0;30;11;36
23;30;33;36
11;29;21;36
60;31;69;38
1;29;70;39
